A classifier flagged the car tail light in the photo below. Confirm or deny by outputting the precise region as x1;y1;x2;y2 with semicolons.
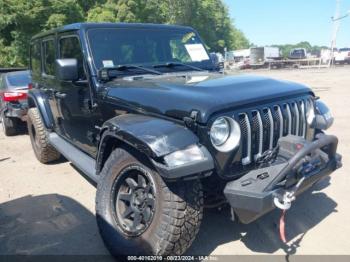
28;83;33;89
3;92;28;102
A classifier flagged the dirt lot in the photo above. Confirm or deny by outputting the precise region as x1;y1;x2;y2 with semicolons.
1;66;350;256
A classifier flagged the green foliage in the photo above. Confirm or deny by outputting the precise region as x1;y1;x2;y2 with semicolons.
0;0;249;67
0;0;84;66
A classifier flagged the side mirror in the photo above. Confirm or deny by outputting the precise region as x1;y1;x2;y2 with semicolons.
55;58;78;81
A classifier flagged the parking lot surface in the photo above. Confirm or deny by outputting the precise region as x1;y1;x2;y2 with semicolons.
0;67;349;256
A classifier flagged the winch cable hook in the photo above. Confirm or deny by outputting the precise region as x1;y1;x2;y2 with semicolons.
274;176;306;243
279;209;287;243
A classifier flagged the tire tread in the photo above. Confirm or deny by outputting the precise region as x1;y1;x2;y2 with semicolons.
27;108;60;163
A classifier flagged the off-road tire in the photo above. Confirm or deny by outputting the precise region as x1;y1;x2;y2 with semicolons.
96;148;203;256
1;114;18;136
27;108;61;163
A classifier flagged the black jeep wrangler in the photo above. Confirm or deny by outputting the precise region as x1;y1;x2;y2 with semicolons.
27;23;341;256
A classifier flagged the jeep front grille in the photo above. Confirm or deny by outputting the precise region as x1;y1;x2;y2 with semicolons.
238;98;311;165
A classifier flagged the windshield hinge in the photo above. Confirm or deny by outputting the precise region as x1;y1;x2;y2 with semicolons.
183;110;199;130
190;110;199;120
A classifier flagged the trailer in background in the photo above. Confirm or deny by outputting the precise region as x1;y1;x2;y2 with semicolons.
250;47;280;67
224;49;250;70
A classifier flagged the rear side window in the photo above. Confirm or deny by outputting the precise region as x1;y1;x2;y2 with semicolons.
43;39;56;76
7;72;31;87
59;36;85;79
31;42;41;76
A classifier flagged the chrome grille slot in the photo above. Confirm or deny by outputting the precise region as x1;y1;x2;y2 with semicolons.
272;105;284;146
251;111;263;160
294;102;300;135
285;103;292;135
290;102;300;135
239;113;251;165
267;108;274;149
300;100;306;137
235;98;309;165
263;108;275;151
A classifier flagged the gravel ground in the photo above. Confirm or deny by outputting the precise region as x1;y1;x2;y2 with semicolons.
0;66;349;256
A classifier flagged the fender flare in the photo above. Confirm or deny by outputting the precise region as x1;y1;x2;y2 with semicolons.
27;89;55;129
96;114;214;178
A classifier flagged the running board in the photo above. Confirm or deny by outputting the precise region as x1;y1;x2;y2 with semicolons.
48;133;99;183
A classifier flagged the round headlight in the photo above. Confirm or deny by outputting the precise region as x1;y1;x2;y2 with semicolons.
306;100;316;126
210;117;241;152
210;117;230;146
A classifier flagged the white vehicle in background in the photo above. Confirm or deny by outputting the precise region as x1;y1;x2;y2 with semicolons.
225;49;250;70
250;47;280;67
334;48;350;64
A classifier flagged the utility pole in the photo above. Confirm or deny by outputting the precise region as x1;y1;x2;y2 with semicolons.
329;0;350;67
329;0;341;67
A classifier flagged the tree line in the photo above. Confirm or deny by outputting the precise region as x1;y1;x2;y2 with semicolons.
0;0;250;67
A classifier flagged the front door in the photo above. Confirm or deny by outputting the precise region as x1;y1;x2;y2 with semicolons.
55;34;100;157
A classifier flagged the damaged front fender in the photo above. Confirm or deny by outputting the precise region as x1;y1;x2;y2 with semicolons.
97;114;214;179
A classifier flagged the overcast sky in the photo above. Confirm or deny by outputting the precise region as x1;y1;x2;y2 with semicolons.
225;0;350;47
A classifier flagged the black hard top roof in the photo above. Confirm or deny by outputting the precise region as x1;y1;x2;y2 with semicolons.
31;22;194;40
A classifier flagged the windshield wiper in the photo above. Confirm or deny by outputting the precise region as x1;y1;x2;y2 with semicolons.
153;62;204;72
98;64;162;81
115;65;162;75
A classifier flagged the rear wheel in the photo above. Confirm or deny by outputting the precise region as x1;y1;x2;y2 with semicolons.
27;108;61;163
1;113;18;136
96;148;203;256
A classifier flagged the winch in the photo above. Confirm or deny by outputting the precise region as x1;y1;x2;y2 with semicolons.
224;134;342;229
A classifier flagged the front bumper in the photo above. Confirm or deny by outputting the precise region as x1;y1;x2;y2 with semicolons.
224;134;342;224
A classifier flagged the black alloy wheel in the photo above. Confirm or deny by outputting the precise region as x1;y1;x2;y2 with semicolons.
112;165;156;237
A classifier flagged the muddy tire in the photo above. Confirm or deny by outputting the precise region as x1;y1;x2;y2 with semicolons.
27;108;61;163
1;113;18;136
96;148;203;256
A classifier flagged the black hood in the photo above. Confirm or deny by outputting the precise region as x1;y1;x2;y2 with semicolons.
105;73;313;124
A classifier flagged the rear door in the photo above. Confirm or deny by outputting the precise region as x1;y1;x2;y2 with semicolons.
31;38;61;130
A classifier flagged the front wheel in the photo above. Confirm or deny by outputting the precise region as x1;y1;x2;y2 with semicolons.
96;148;203;256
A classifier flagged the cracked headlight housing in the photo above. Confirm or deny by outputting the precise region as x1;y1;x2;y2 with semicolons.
164;145;205;168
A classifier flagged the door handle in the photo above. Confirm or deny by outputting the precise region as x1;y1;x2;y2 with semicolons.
55;92;67;99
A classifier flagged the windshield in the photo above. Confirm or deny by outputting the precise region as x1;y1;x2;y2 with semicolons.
6;71;31;88
87;28;213;72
